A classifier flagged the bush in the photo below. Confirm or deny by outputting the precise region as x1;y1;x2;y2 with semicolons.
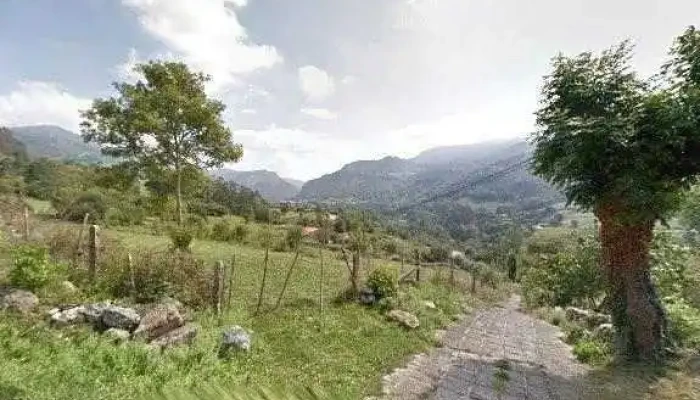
98;249;212;307
169;228;194;251
521;232;602;308
185;214;211;239
665;296;700;349
367;266;398;299
55;191;107;223
232;224;248;243
10;245;65;291
211;219;235;242
285;226;303;251
572;339;609;364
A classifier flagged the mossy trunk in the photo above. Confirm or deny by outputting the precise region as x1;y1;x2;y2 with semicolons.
596;204;667;361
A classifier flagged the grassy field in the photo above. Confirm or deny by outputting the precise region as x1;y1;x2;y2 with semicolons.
0;217;506;400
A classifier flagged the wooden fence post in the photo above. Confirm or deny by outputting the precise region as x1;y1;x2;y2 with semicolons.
213;260;225;316
226;254;236;311
127;252;135;295
416;253;421;282
22;206;29;241
74;213;90;265
88;224;99;282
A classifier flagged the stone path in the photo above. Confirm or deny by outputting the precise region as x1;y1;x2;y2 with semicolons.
378;296;597;400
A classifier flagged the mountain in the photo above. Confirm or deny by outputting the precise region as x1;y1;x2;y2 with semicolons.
9;125;109;164
211;169;300;202
0;127;28;161
297;138;557;206
296;139;564;242
283;177;305;189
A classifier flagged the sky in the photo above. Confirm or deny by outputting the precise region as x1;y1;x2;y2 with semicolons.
1;0;699;181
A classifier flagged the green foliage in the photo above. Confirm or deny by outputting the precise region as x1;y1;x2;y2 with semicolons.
169;227;194;251
651;231;691;298
98;249;211;306
81;61;244;224
53;190;107;223
665;296;700;350
367;266;399;299
573;339;610;365
285;226;303;251
10;245;65;291
680;186;700;232
521;231;603;308
533;30;700;222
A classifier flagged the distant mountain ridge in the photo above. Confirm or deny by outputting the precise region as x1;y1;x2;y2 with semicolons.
9;125;109;164
211;169;301;202
297;138;560;207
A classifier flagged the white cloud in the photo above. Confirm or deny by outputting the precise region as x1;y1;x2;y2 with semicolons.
240;108;257;114
232;126;358;180
298;65;335;101
122;0;282;90
300;108;337;120
0;81;91;132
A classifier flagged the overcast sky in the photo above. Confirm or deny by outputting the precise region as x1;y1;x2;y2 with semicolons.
1;0;699;180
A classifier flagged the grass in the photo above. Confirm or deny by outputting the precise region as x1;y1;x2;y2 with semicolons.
0;220;502;400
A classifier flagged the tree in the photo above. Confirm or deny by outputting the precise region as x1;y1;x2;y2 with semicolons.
80;61;243;224
532;28;700;360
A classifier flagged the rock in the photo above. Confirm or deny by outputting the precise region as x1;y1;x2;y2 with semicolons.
60;281;78;294
423;301;437;310
359;287;376;305
149;324;198;350
387;310;420;329
102;306;141;332
133;304;184;341
593;323;614;342
219;325;252;355
104;328;131;343
0;288;38;314
50;306;86;327
565;307;611;329
81;302;111;327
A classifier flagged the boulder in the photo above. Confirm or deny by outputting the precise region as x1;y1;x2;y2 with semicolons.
593;323;614;342
387;310;420;329
104;328;131;343
133;304;184;341
0;288;38;314
102;306;141;332
359;288;377;305
565;307;611;329
149;324;198;350
81;302;112;327
60;281;78;294
49;306;86;327
423;301;437;310
219;326;252;355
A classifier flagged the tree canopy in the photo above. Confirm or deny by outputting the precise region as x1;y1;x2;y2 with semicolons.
533;28;700;223
80;61;243;223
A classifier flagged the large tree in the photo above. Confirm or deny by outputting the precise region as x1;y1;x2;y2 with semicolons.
532;27;700;360
80;61;243;224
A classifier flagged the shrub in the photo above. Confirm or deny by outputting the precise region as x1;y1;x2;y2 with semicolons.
185;214;211;239
169;228;194;251
211;219;235;242
285;226;303;251
55;191;107;223
479;266;502;289
99;249;212;307
665;296;700;349
521;232;602;308
572;339;609;364
367;266;398;299
10;245;65;291
232;224;248;243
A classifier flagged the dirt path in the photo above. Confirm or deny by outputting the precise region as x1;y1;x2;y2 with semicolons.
377;295;597;400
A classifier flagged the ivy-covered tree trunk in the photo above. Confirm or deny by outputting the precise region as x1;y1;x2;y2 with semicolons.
596;204;667;360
